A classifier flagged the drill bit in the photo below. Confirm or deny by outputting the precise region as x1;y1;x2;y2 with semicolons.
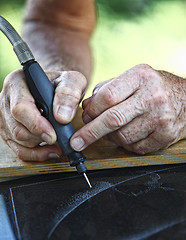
83;173;92;189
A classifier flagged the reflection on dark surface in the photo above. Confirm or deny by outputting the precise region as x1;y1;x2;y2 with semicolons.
0;195;16;240
1;165;186;240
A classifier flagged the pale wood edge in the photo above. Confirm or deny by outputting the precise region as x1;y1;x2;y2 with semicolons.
0;153;185;177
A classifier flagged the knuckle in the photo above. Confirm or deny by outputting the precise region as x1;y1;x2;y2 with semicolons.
132;145;146;155
16;148;25;160
11;127;39;147
105;109;126;129
12;126;25;141
101;85;119;106
135;64;154;78
85;105;97;120
54;71;87;105
63;71;87;87
29;120;39;134
87;127;100;140
118;130;132;145
135;64;152;71
11;101;25;119
5;69;23;82
17;148;36;161
4;69;24;90
11;69;23;78
56;85;81;103
133;64;159;85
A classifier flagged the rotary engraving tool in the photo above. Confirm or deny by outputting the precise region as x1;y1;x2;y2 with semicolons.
0;16;92;188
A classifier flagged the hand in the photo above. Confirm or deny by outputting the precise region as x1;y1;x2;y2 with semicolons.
0;69;87;160
70;64;186;154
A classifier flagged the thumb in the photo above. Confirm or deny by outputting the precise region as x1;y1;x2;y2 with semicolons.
53;71;87;124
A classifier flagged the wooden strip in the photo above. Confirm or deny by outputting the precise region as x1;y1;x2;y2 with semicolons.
0;108;185;177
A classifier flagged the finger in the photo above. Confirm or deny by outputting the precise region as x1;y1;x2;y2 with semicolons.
70;95;145;151
114;114;155;145
4;104;41;147
82;97;91;110
4;97;44;148
106;108;179;154
9;76;57;144
53;71;87;124
11;124;41;147
82;79;112;111
82;68;140;120
8;119;42;147
11;100;56;145
92;79;113;96
7;140;62;161
121;132;167;155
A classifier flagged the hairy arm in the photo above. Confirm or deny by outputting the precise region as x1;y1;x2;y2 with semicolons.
22;0;96;79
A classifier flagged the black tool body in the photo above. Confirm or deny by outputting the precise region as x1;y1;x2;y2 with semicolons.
23;60;87;174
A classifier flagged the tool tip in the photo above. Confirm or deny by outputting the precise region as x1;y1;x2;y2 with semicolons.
83;173;92;189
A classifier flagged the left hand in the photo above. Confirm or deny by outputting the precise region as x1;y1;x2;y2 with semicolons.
70;64;186;154
0;69;87;161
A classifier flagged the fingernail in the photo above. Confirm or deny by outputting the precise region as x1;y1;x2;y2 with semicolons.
71;137;85;151
41;133;53;145
58;106;73;122
48;153;60;159
93;86;99;95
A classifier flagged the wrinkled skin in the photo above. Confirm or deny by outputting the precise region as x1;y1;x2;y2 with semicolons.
70;64;186;155
0;64;185;160
0;70;87;161
0;0;185;160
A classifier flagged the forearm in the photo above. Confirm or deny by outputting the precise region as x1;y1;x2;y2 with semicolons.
22;22;92;80
22;0;96;81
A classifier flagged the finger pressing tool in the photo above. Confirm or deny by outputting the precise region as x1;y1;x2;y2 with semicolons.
0;16;92;188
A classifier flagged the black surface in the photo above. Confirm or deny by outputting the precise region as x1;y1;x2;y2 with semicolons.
1;164;186;240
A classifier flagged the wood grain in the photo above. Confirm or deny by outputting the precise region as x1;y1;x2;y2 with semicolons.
0;108;185;177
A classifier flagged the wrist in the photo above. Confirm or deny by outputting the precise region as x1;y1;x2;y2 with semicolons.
158;70;186;141
22;21;92;80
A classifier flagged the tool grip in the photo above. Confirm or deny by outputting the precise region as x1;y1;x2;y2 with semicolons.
23;61;79;157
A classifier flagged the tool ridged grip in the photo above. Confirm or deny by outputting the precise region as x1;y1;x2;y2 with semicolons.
0;16;34;64
23;61;86;171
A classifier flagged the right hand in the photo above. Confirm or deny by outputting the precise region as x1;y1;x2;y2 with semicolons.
0;69;87;161
70;64;186;155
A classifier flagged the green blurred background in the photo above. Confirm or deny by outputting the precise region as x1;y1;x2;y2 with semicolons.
0;0;186;97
